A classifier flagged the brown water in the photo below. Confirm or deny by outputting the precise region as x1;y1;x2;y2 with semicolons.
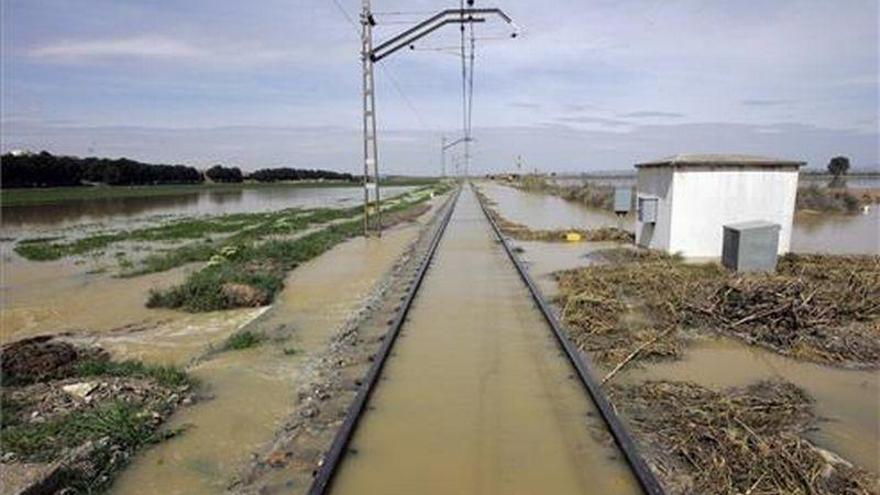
1;185;415;234
792;208;879;254
515;240;880;474
0;254;191;344
482;181;879;255
479;182;632;232
330;188;639;495
110;223;422;495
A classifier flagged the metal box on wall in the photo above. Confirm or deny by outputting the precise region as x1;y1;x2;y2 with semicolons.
637;196;658;223
722;220;780;272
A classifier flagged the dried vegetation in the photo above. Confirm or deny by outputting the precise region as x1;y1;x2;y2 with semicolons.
556;249;880;369
612;380;879;494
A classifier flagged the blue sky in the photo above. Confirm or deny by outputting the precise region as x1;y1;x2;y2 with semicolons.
2;0;877;174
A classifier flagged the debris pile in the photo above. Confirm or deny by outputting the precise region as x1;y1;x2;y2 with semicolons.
612;380;879;494
1;336;194;492
556;250;880;368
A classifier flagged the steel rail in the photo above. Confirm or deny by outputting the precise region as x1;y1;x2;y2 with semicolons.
307;186;462;495
474;184;666;495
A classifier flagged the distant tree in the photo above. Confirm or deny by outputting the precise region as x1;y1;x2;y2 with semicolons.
0;151;204;188
206;165;244;183
827;156;850;188
248;167;355;183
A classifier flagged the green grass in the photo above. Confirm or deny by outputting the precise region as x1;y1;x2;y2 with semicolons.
75;359;192;388
12;192;404;265
146;184;450;312
222;330;264;351
2;401;157;461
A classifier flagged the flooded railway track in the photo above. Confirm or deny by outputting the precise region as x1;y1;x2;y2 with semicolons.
309;185;663;495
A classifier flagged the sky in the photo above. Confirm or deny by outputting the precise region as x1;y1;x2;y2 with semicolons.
1;0;878;175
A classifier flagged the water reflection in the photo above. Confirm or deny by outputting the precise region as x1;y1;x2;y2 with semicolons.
792;208;879;254
1;185;415;234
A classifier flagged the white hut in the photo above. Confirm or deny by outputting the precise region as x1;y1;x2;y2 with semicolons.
634;154;803;258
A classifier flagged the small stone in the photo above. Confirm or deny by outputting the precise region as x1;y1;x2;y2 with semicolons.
62;381;98;400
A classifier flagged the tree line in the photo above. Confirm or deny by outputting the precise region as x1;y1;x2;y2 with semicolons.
1;152;356;188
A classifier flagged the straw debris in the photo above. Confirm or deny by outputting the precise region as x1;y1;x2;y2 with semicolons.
556;249;880;368
611;380;879;494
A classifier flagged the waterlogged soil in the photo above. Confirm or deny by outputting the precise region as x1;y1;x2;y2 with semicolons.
109;206;435;495
513;239;880;477
1;254;194;343
330;188;640;494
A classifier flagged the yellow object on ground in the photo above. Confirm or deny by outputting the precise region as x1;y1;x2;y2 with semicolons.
565;232;583;242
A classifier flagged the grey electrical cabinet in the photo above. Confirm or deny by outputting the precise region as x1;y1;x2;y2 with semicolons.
614;188;632;214
722;221;780;272
638;197;658;223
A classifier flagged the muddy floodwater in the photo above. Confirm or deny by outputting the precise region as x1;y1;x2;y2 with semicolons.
478;182;632;232
792;207;880;254
331;188;639;494
1;185;415;234
110;223;422;495
514;239;880;475
480;181;879;255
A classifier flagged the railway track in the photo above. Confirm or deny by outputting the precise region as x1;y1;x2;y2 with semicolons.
308;183;664;495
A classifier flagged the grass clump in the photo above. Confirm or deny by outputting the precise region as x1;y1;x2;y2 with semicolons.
75;358;192;388
2;401;156;462
222;330;264;351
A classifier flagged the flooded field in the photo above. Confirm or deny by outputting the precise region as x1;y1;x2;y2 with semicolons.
480;181;879;255
110;222;423;495
478;182;631;232
331;188;639;494
513;237;880;476
1;185;416;234
792;207;880;254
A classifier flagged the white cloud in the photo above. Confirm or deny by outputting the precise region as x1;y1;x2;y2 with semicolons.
29;36;208;60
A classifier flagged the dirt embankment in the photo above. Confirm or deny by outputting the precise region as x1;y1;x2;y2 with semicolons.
1;336;194;494
474;187;633;243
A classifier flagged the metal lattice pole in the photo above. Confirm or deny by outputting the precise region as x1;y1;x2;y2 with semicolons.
361;0;381;235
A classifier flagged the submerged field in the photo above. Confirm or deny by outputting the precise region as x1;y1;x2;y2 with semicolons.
0;181;453;493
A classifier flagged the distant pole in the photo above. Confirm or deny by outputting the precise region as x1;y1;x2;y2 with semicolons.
441;135;447;177
361;0;381;235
